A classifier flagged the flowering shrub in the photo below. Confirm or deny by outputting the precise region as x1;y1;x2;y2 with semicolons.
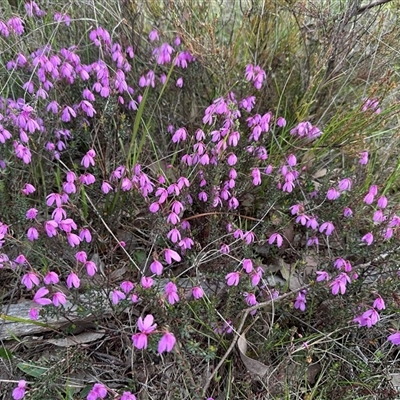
1;1;400;399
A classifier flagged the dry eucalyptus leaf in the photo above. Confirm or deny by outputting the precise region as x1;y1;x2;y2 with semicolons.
303;255;320;277
312;168;327;179
47;331;105;347
289;272;305;291
237;333;269;377
301;150;316;169
307;362;322;384
279;260;292;281
390;373;400;389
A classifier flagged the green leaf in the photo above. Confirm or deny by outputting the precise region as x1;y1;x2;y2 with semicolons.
17;362;48;377
0;346;13;360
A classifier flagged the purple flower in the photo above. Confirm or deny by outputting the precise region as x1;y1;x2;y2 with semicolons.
178;237;194;250
138;314;157;334
111;289;126;305
79;228;92;243
101;181;113;194
353;308;380;328
7;17;25;35
329;273;351;295
140;276;153;289
287;154;297;167
172;127;187;143
165;282;179;304
12;380;26;400
388;332;400;345
373;210;385;223
343;207;353;217
164;248;181;264
251;168;261;185
306;217;318;230
307;236;319;247
29;308;38;320
226;272;240;286
158;331;176;353
220;243;230;254
326;187;340;200
21;272;39;290
34;287;52;305
244;292;258;306
44;271;59;285
373;296;385;310
66;272;80;289
67;232;81;247
153;43;174;64
27;227;39;241
268;233;283;248
377;196;388;208
22;183;36;195
167;228;181;243
361;232;374;246
85;261;97;276
132;314;157;350
149;29;159;42
242;259;253;273
319;221;335;236
276;117;286;127
52;292;66;307
176;77;183;87
120;281;134;293
81;149;96;168
359;151;369;165
338;178;352;191
87;383;107;400
363;192;374;205
294;290;307;311
192;286;204;299
121;392;137;400
316;271;330;282
150;259;163;275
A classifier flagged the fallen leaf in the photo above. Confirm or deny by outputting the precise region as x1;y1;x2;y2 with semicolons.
237;332;269;377
312;168;327;179
47;331;105;347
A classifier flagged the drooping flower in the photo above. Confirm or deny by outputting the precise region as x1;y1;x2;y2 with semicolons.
158;331;176;353
359;151;369;165
373;296;385;311
12;380;26;400
242;259;253;273
329;273;351;295
294;290;307;311
226;272;240;286
319;221;335;236
132;314;157;350
81;149;96;168
33;287;52;305
87;383;107;400
164;248;181;264
165;282;179;304
316;271;330;282
66;272;80;289
21;272;39;290
268;233;283;248
192;286;204;299
388;332;400;345
361;232;374;246
353;308;380;328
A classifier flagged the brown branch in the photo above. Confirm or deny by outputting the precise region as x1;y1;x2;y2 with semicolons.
356;0;394;14
201;283;311;397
